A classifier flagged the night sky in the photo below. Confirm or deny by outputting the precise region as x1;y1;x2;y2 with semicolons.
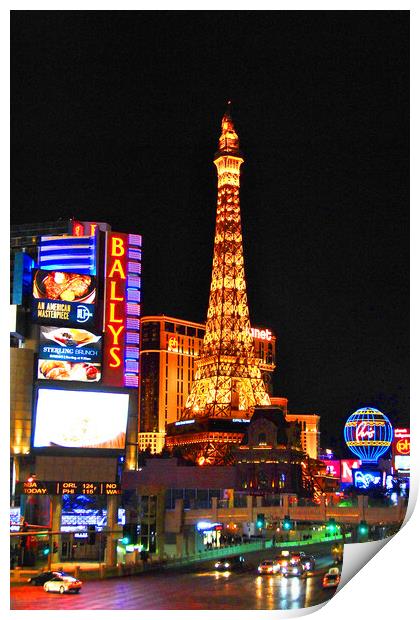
10;11;409;455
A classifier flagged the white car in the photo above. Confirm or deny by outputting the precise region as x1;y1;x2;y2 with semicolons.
43;575;83;594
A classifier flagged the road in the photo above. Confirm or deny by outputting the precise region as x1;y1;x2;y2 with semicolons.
11;542;341;610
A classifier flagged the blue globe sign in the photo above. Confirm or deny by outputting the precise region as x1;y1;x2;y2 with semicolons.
344;407;393;463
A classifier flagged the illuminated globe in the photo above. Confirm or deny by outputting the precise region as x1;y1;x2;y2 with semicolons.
344;407;393;463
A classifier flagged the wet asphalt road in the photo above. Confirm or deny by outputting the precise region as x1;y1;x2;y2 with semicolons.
11;542;340;610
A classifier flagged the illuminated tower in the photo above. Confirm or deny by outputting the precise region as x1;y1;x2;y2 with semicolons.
183;106;270;419
166;106;270;464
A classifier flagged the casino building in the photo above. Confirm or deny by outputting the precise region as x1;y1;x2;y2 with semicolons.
139;315;276;454
10;219;142;565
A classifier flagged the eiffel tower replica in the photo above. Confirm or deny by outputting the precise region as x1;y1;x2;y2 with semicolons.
165;105;271;465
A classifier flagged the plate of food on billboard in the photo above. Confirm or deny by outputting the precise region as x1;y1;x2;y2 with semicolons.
31;269;96;328
37;327;102;382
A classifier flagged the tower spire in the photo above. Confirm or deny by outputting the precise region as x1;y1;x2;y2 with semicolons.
216;101;241;158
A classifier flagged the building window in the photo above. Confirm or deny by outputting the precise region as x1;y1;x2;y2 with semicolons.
164;322;174;333
141;322;160;348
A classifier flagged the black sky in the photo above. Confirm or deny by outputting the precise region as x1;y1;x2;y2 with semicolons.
10;11;409;455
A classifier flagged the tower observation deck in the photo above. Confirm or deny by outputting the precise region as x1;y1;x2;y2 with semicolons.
165;106;271;464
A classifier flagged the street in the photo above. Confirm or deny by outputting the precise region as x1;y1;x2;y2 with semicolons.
11;543;340;610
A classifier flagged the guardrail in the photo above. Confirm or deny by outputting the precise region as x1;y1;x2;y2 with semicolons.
10;531;350;583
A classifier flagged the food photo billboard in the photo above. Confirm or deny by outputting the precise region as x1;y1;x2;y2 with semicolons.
37;327;102;382
31;269;96;329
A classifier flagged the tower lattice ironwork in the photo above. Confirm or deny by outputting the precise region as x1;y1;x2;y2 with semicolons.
182;107;271;421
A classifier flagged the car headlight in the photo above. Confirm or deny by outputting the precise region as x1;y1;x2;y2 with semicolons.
224;563;230;568
293;568;298;574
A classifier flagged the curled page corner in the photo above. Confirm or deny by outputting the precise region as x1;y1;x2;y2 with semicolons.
336;475;417;593
338;538;391;591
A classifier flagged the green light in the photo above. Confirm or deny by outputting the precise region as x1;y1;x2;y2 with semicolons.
43;548;50;555
326;518;338;533
121;537;129;545
358;521;368;536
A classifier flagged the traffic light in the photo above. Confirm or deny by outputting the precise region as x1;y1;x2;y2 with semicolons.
88;525;96;545
282;515;292;531
326;518;338;534
358;520;368;537
122;524;138;545
256;513;265;529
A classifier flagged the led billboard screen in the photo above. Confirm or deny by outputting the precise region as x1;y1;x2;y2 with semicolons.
38;327;102;382
33;388;129;450
340;459;362;483
395;455;410;471
320;459;341;477
31;269;96;328
353;469;382;490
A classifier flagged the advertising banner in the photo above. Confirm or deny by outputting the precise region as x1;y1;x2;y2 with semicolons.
37;327;102;382
353;469;382;490
341;459;362;483
33;388;129;451
394;455;410;472
31;269;96;328
393;428;410;456
320;459;341;477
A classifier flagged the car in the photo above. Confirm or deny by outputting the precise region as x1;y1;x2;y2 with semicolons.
214;555;245;571
257;560;281;574
300;554;316;571
322;567;341;589
43;575;83;594
276;555;291;569
27;571;67;586
281;560;307;578
289;551;304;565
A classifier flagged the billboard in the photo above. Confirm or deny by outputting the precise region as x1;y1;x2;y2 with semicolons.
102;232;142;388
341;459;362;483
37;327;102;382
353;469;382;490
31;269;96;328
33;388;129;451
394;455;410;472
320;459;341;478
393;428;410;456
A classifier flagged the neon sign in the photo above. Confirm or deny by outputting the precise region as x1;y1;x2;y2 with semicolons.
168;337;178;352
248;327;273;341
344;407;393;463
102;232;142;387
320;460;340;477
393;428;410;456
353;470;382;490
340;459;362;483
39;235;97;275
